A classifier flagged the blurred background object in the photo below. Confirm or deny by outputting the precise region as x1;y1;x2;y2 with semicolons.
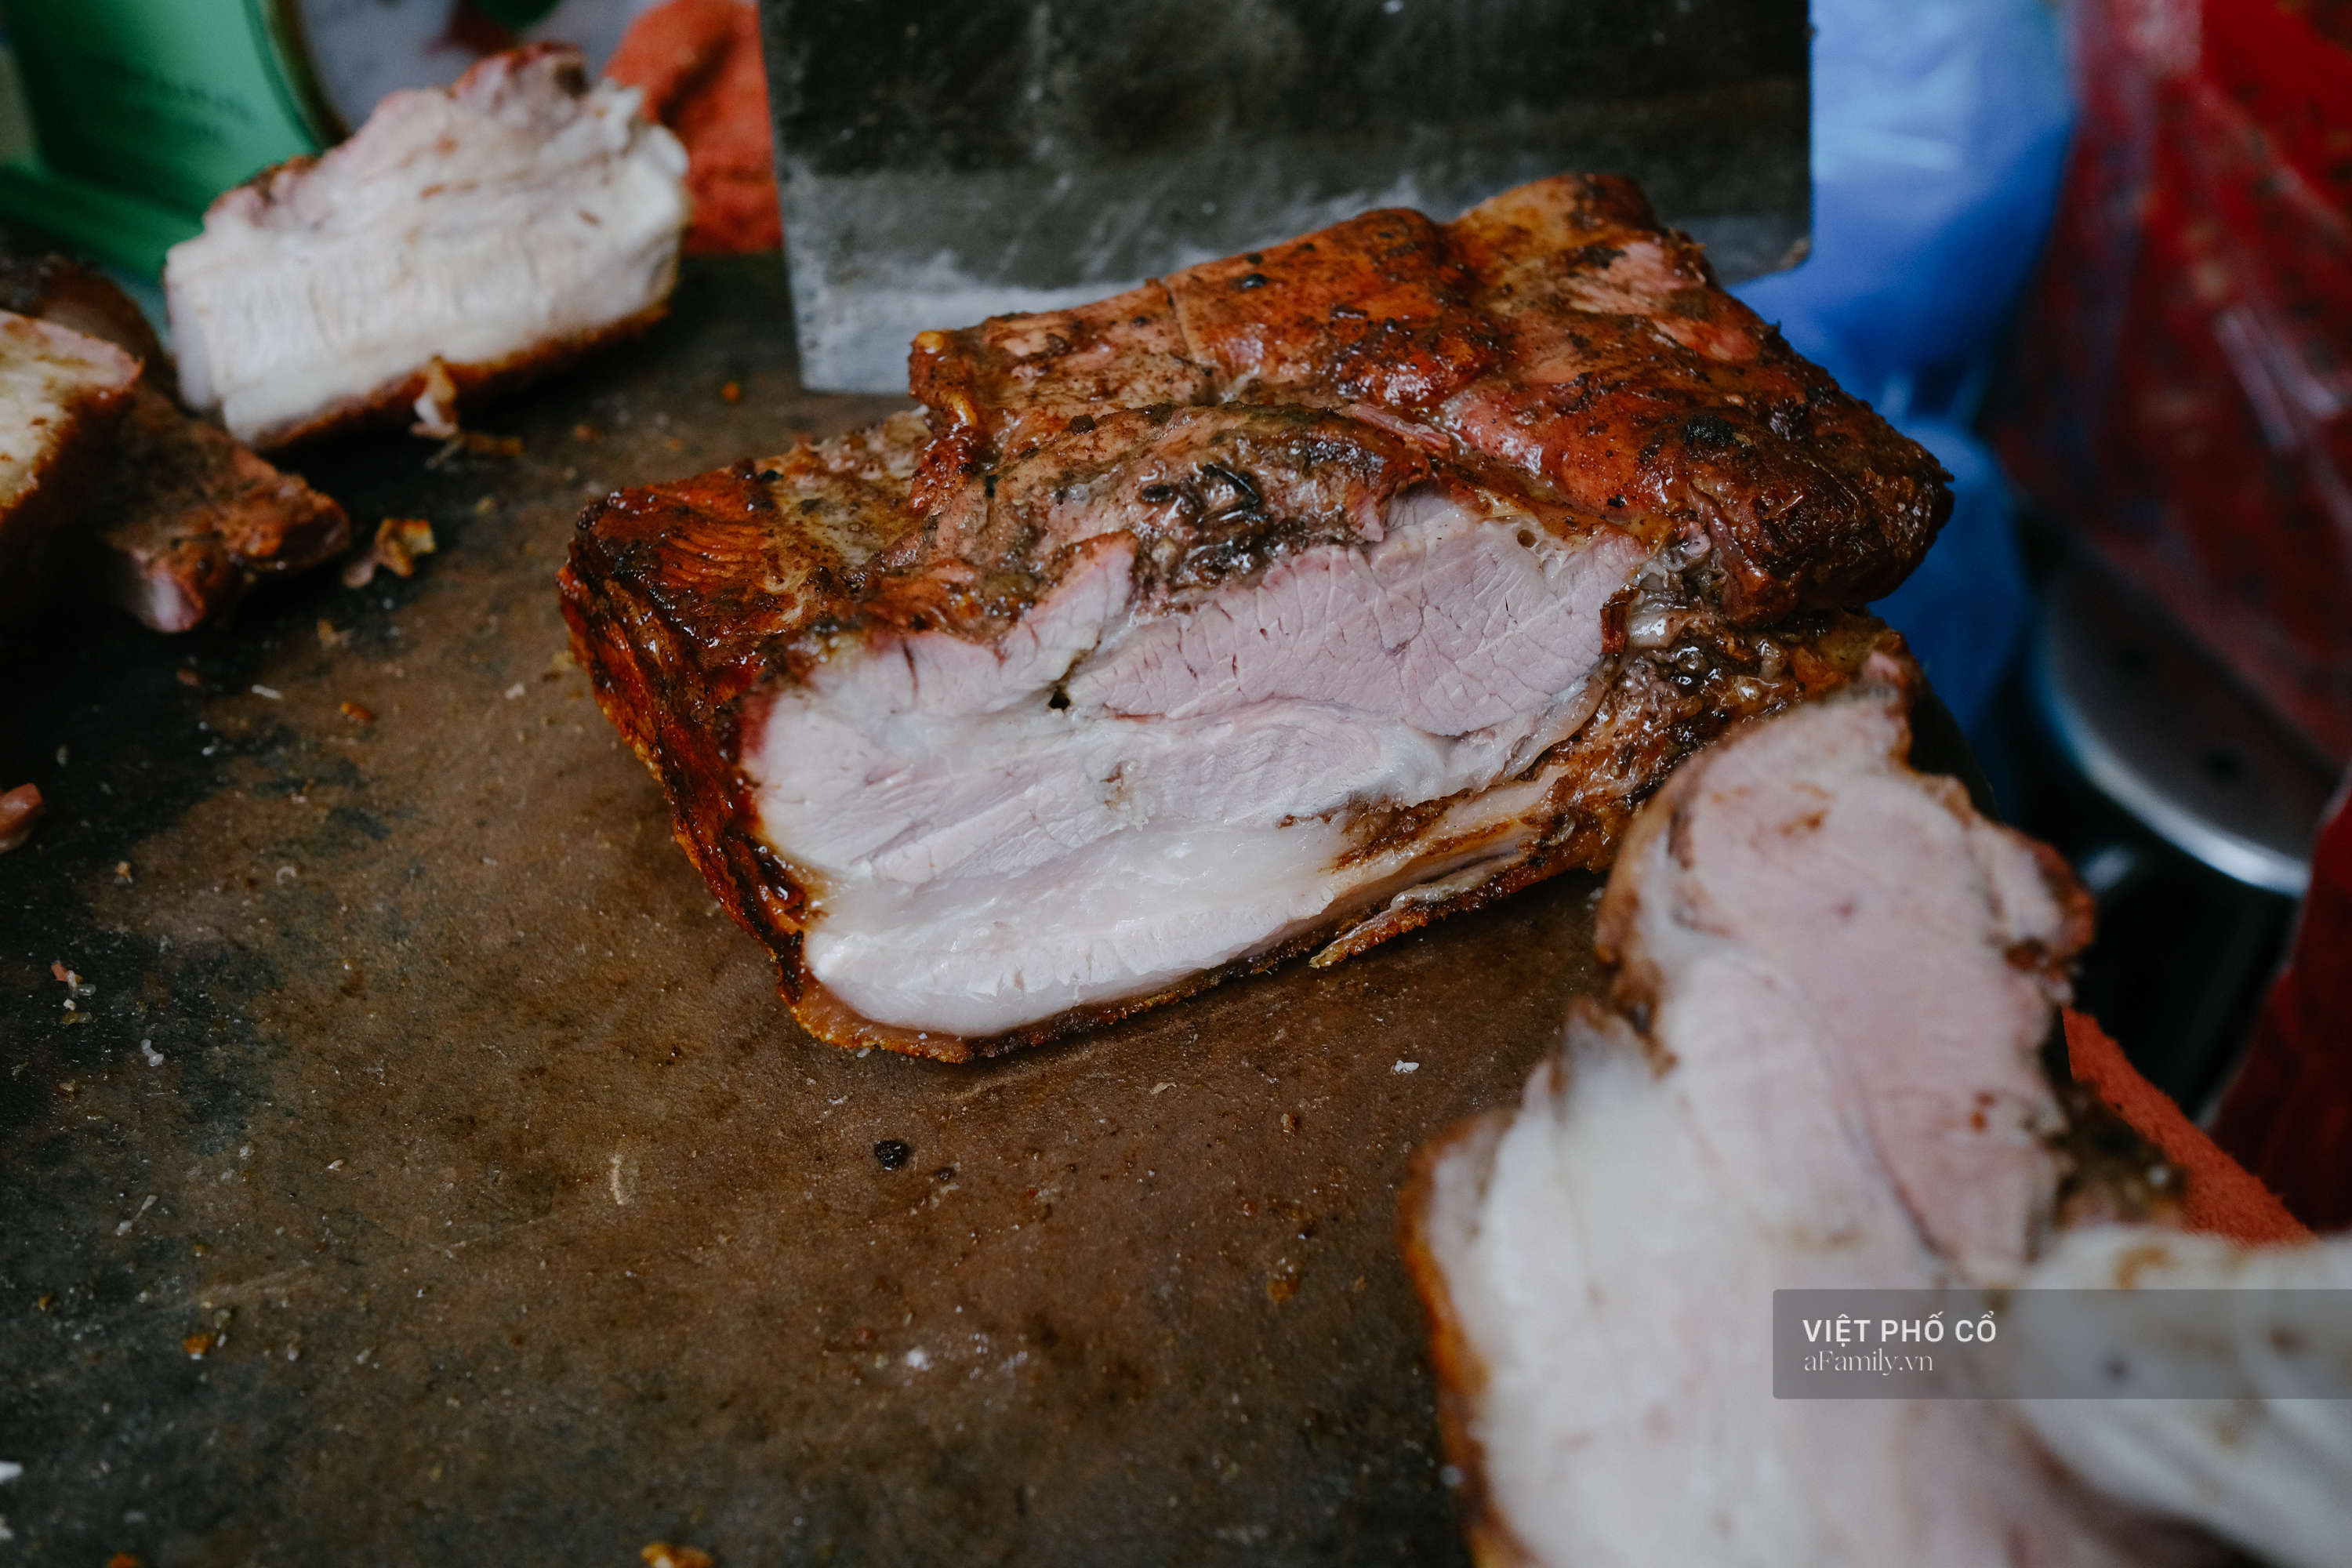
1741;0;2347;1142
604;0;777;253
760;0;1810;391
2212;769;2352;1229
1733;0;2073;745
1997;0;2352;769
1988;0;2352;1173
1983;0;2350;1176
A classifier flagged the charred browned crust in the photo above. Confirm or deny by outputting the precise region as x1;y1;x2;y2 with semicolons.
87;386;350;631
1439;176;1947;624
252;303;670;452
909;174;1949;626
559;463;830;1007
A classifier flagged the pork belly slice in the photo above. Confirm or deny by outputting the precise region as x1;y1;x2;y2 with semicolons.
0;310;140;627
2012;1226;2352;1568
165;44;688;450
564;402;1898;1056
1399;670;2343;1566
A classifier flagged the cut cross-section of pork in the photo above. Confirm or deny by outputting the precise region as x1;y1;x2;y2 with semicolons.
563;175;1948;1058
1399;666;2343;1567
166;44;688;450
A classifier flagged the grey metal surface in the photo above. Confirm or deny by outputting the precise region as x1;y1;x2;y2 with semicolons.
2037;561;2340;896
760;0;1810;390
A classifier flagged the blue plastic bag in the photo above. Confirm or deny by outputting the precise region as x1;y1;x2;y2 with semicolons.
1733;0;2073;739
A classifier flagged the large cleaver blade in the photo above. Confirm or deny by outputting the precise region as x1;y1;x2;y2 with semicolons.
759;0;1809;394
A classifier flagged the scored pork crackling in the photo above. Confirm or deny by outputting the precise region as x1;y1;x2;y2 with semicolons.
561;174;1950;1058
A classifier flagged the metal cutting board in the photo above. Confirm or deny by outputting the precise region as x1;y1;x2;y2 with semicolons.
760;0;1812;390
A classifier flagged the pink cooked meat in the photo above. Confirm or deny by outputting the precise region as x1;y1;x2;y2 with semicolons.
1403;662;2232;1568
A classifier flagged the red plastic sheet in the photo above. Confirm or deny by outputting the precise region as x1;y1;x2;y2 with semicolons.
605;0;782;255
1996;0;2352;761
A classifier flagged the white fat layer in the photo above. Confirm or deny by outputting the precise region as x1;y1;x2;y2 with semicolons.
164;67;686;444
0;311;138;510
2016;1226;2352;1568
1424;1008;2176;1568
744;494;1648;1034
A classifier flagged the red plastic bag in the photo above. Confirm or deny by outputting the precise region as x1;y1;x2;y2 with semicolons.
1995;0;2352;761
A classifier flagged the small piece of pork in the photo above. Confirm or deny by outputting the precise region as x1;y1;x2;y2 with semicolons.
1400;664;2343;1566
89;386;351;631
0;252;164;366
564;176;1947;1058
166;44;688;450
1;254;351;630
0;783;42;851
0;310;140;628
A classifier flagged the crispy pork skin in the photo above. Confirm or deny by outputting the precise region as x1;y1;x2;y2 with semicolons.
0;310;140;628
564;176;1947;1058
89;386;351;632
165;44;688;450
911;177;1949;624
1399;670;2339;1566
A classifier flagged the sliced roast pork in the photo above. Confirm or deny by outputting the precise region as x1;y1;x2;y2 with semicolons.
166;44;688;450
1400;662;2348;1566
0;253;351;630
0;310;140;629
562;175;1947;1058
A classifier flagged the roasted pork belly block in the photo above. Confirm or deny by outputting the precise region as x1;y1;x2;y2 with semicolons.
165;44;688;449
0;310;140;628
564;173;1948;1058
1395;670;2352;1566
